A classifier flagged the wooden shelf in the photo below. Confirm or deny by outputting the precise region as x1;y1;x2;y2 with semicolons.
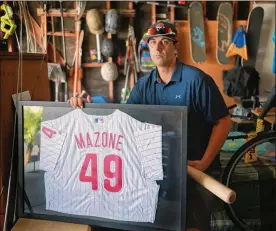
82;63;104;68
37;8;135;18
47;32;76;37
83;63;124;73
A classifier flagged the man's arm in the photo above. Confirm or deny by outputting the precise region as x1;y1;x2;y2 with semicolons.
188;75;232;172
188;115;232;171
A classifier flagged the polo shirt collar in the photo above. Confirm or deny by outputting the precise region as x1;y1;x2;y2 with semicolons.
153;58;182;83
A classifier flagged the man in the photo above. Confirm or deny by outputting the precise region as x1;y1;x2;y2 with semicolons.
70;21;232;231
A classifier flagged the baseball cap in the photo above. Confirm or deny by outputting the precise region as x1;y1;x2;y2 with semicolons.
142;21;178;43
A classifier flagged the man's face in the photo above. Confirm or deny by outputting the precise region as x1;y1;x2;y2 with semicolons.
148;36;177;67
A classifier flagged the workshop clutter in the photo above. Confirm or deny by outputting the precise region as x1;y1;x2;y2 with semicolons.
0;3;17;40
105;9;120;34
100;62;118;82
86;8;121;63
101;38;115;58
85;8;141;89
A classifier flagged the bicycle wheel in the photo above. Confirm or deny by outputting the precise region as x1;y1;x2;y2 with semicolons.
222;131;276;231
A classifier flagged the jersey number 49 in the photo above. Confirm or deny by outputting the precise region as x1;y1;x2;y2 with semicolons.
79;153;123;192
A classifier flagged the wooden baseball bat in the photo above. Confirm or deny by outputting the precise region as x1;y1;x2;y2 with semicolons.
187;166;236;204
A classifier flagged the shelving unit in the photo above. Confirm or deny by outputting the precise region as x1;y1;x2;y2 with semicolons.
37;8;135;17
37;1;136;103
81;1;137;99
151;1;176;24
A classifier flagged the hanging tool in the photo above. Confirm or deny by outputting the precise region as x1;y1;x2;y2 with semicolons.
86;9;104;63
72;28;84;95
124;24;140;76
124;24;140;88
47;63;65;102
59;1;68;101
122;24;139;103
47;2;64;102
0;3;17;39
76;0;86;20
68;1;86;96
51;14;56;61
74;1;86;95
120;63;131;104
129;25;140;73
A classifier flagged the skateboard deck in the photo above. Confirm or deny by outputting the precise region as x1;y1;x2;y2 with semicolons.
188;1;206;64
241;6;264;67
217;3;233;65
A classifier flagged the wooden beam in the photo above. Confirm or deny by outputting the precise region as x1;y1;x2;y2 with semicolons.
47;32;76;37
202;1;207;19
170;1;175;23
106;1;114;103
233;1;238;20
40;5;47;52
7;38;14;52
128;1;135;91
82;63;104;68
152;4;156;24
37;8;135;17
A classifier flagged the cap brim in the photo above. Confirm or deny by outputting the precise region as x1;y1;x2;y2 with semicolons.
143;34;177;42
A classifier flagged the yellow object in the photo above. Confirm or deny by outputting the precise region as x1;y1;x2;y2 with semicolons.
225;26;248;60
226;43;248;60
0;4;17;39
256;118;265;133
244;132;257;163
244;119;265;163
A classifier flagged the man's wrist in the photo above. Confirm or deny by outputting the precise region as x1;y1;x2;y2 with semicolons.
201;155;213;169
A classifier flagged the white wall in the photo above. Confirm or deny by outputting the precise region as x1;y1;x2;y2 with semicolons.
254;2;275;100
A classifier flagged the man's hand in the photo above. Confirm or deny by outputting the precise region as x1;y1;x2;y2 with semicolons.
187;160;208;172
69;92;92;108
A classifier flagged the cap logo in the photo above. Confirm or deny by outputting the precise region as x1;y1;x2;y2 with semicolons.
155;23;165;31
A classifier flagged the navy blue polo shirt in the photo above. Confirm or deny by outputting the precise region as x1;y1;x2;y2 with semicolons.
127;59;229;172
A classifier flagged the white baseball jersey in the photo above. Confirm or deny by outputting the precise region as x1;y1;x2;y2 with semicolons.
40;109;163;223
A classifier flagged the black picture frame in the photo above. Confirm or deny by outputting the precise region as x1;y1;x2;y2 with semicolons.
17;101;188;231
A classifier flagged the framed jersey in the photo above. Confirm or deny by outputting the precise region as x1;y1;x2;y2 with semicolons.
16;102;188;231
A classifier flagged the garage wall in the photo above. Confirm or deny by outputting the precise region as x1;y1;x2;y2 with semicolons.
25;1;274;103
254;2;275;100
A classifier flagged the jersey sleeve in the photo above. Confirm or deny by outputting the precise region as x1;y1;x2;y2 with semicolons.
40;120;67;172
134;123;163;181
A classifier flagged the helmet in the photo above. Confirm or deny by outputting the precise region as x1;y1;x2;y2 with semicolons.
101;38;114;58
105;9;120;34
86;9;104;34
100;62;118;81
